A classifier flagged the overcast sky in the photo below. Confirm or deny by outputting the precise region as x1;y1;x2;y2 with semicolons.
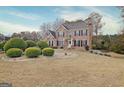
0;6;122;36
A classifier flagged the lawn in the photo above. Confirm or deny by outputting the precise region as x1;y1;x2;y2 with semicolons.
0;49;124;87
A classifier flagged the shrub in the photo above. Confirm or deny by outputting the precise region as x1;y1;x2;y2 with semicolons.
42;48;54;56
0;41;6;51
84;45;89;51
6;48;23;58
111;43;124;54
4;37;27;52
37;41;49;50
25;47;41;58
26;40;36;48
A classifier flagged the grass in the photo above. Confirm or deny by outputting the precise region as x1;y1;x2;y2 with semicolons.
0;49;124;87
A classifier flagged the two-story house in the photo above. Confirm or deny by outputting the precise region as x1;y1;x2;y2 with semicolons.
44;18;93;49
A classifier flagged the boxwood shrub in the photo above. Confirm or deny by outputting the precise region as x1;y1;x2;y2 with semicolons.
42;48;54;56
37;40;49;50
25;47;41;58
6;48;23;58
4;37;27;52
26;40;36;48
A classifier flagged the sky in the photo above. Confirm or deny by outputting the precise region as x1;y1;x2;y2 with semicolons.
0;6;123;36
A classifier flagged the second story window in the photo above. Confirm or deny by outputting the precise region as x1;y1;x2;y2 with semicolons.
58;32;64;37
76;31;79;36
84;29;88;36
63;32;65;37
85;29;88;36
81;30;83;36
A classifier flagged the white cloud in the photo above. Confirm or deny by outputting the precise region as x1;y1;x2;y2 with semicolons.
0;10;40;20
60;11;88;21
0;21;38;36
9;11;40;20
101;17;121;34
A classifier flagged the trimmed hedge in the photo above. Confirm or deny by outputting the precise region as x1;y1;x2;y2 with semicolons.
25;47;41;58
4;37;27;51
42;48;54;56
37;41;49;50
26;40;36;48
6;48;23;58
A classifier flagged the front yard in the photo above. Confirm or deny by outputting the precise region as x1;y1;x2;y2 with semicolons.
0;49;124;87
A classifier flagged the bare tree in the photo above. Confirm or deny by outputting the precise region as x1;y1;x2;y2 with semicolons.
36;31;42;40
40;22;52;38
119;6;124;22
52;18;64;31
89;12;104;36
118;6;124;34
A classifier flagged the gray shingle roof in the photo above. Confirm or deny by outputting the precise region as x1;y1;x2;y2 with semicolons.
48;30;56;38
62;20;87;30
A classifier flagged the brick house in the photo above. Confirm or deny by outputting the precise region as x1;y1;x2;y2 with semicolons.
44;18;93;49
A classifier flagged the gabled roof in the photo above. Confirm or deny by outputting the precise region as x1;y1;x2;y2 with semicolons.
48;30;56;38
62;20;87;30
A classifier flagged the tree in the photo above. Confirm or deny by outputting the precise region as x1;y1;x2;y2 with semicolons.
118;6;124;34
40;18;64;39
0;33;5;42
40;22;52;39
89;12;104;36
52;18;64;31
118;6;124;22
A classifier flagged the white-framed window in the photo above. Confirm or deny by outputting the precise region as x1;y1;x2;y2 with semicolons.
76;31;79;36
84;29;88;36
83;40;87;46
81;30;83;36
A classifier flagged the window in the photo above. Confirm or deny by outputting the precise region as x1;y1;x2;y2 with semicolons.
76;40;78;46
79;30;81;36
49;41;50;46
86;29;88;36
76;31;79;36
78;40;80;46
84;40;87;46
81;30;83;36
84;29;88;36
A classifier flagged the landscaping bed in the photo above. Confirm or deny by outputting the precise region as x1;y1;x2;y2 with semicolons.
0;49;79;62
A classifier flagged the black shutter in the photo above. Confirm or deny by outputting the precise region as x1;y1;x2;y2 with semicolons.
75;31;76;36
79;30;80;36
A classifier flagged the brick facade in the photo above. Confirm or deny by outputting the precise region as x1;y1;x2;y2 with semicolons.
44;19;93;49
